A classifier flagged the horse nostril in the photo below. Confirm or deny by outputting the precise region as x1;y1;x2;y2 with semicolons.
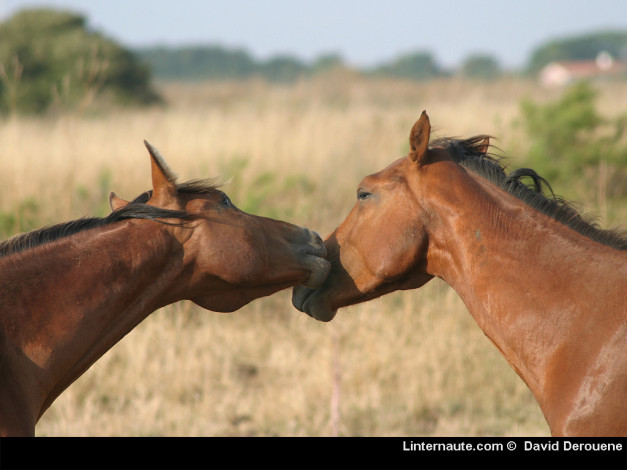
310;230;326;248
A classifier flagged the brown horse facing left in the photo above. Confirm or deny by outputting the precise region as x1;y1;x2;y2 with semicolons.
0;141;330;436
293;111;627;436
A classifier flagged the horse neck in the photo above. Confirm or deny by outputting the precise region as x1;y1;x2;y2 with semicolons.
423;166;627;432
0;220;185;424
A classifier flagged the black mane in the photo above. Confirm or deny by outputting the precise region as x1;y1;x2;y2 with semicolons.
432;136;627;251
0;179;219;259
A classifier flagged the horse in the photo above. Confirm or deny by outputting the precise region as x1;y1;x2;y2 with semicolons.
293;111;627;436
0;141;330;436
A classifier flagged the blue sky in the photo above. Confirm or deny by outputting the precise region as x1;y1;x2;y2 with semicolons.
2;0;626;69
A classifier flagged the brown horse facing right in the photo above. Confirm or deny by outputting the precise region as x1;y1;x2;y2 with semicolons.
293;111;627;436
0;141;330;436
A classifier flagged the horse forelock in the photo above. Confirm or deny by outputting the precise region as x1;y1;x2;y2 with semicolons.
434;137;627;251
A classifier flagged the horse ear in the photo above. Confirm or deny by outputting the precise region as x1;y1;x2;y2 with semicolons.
476;136;490;155
109;192;129;211
408;110;431;165
144;140;177;201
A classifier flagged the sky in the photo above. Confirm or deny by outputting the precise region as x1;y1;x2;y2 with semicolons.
1;0;626;70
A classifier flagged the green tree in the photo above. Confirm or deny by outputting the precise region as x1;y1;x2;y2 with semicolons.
258;56;308;83
520;81;627;181
372;51;440;80
137;46;257;80
0;8;160;115
460;54;501;80
311;53;345;74
137;45;310;83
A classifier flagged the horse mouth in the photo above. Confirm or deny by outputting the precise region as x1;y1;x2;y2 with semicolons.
291;284;337;322
300;253;331;289
297;232;330;290
292;285;312;312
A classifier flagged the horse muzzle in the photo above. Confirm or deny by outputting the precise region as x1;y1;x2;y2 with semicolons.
291;284;337;322
297;231;331;290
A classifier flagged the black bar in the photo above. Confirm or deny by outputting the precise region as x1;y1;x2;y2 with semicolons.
1;437;625;470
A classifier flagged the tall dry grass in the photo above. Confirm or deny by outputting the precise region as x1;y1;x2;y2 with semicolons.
1;76;625;436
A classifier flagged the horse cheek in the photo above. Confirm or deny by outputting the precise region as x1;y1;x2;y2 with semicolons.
373;223;425;281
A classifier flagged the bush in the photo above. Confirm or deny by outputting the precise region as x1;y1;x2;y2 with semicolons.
0;8;161;115
520;81;627;181
460;55;501;80
371;51;441;80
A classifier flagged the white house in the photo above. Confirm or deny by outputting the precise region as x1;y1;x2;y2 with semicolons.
539;52;626;87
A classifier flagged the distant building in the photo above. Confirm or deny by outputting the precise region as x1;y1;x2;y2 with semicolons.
539;51;626;87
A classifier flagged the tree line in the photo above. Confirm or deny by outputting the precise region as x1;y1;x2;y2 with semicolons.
1;8;626;115
135;46;503;82
135;32;627;82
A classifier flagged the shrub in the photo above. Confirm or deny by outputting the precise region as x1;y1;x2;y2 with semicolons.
0;8;161;115
520;81;627;181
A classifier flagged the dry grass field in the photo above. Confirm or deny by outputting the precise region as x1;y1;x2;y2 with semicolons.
1;75;625;436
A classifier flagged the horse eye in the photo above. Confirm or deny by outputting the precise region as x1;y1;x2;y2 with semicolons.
222;195;233;207
357;189;372;201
